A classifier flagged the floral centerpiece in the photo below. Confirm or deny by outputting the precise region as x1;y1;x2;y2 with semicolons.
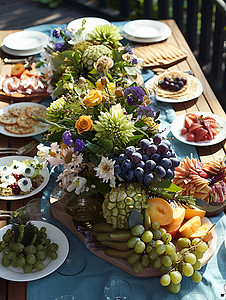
37;20;143;99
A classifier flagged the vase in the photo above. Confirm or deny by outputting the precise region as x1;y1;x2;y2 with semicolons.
64;189;103;228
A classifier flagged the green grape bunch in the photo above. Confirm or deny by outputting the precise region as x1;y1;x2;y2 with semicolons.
126;211;214;294
0;224;59;274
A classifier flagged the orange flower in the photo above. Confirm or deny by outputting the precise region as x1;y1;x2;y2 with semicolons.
83;89;103;107
75;115;93;134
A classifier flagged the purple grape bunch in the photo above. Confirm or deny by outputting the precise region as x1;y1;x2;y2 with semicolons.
113;134;180;187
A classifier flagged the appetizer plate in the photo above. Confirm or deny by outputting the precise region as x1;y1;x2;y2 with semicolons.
2;31;48;51
0;102;48;138
145;75;203;103
0;221;69;281
171;112;226;146
68;17;110;32
1;44;46;56
123;20;170;39
0;156;49;201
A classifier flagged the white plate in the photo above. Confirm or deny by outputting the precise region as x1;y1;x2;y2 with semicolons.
3;31;48;51
123;20;169;39
0;156;49;200
145;75;203;103
0;221;69;281
122;22;171;43
68;17;110;32
1;44;46;56
0;102;48;138
171;112;226;146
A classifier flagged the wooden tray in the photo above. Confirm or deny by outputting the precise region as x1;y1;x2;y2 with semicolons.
0;90;50;103
50;187;217;277
133;41;187;68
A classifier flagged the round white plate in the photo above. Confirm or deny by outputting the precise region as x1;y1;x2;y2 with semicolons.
145;75;203;103
3;31;48;51
123;20;169;39
68;17;110;32
1;44;46;56
0;102;48;138
0;156;49;200
171;112;226;146
122;22;171;43
0;221;69;281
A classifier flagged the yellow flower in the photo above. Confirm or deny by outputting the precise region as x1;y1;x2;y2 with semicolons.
96;79;105;90
76;115;93;134
83;89;103;107
107;82;116;95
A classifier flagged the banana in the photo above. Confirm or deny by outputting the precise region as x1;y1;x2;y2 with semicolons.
96;230;132;242
92;223;114;233
100;240;130;251
144;207;151;230
104;248;134;259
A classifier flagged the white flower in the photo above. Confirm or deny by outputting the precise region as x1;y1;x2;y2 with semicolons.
67;176;87;194
94;156;116;184
37;144;50;159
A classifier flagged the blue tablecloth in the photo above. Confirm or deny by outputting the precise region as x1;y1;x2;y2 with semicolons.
25;23;226;300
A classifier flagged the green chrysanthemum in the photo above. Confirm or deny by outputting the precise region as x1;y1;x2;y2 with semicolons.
46;97;66;123
87;24;123;48
93;103;135;148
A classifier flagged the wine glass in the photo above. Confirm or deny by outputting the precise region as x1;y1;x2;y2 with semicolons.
24;198;50;222
56;250;87;276
104;278;131;300
54;296;82;300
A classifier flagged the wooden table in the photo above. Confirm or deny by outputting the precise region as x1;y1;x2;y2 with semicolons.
0;20;225;300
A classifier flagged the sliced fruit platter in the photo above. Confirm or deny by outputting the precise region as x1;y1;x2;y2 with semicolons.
51;185;217;294
171;112;226;146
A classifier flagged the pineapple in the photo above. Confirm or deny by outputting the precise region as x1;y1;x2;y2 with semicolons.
102;183;148;230
82;44;112;71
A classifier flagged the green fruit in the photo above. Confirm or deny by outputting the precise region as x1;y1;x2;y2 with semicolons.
82;44;112;71
102;183;148;230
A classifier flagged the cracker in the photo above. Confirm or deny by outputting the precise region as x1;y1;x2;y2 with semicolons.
17;113;38;128
4;124;34;134
26;106;46;119
0;112;17;125
8;106;27;117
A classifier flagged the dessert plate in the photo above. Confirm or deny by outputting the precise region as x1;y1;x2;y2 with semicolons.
0;221;69;281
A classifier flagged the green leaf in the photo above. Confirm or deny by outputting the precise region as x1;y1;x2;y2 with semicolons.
149;179;183;192
194;198;226;213
39;0;51;3
53;85;64;97
98;139;114;154
86;142;102;154
89;152;101;166
128;209;143;230
92;177;110;195
47;130;64;143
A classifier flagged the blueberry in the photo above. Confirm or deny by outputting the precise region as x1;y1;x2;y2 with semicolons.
139;138;151;150
135;167;145;184
131;152;142;164
155;165;166;178
114;164;121;176
125;146;136;158
143;172;154;186
153;134;162;145
151;153;161;163
158;142;169;154
159;158;172;169
170;157;180;168
142;154;149;162
136;161;145;168
118;154;128;163
122;159;133;170
164;169;174;179
146;144;158;156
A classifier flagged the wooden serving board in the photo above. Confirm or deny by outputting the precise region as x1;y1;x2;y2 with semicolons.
0;90;50;103
50;187;217;277
133;41;187;68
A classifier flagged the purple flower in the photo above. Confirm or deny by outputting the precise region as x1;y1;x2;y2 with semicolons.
126;46;133;55
55;43;63;51
132;58;138;64
124;86;145;104
127;95;137;106
52;28;61;39
74;139;86;152
137;105;155;118
62;130;73;146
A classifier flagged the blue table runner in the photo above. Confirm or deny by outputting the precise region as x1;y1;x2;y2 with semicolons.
24;23;226;300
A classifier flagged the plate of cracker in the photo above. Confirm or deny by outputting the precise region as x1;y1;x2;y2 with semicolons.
145;71;203;103
0;103;48;137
